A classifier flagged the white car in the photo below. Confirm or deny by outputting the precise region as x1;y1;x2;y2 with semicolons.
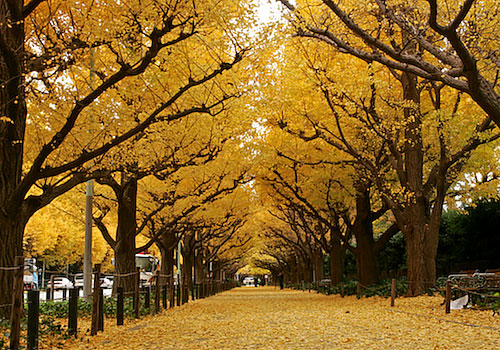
52;277;73;289
73;274;112;289
242;277;255;286
74;274;84;288
100;276;113;289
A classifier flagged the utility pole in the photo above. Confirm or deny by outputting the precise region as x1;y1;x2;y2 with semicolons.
83;180;93;300
83;49;95;300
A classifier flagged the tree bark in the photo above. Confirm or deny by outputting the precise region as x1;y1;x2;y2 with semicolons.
352;181;380;286
354;234;380;287
0;0;26;319
297;255;312;283
312;249;324;282
329;239;345;285
283;267;290;285
194;250;205;284
181;246;193;303
289;257;299;284
0;217;26;318
111;174;138;295
398;208;440;295
396;67;437;296
158;231;176;284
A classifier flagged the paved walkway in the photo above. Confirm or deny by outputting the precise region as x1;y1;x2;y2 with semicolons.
70;287;500;350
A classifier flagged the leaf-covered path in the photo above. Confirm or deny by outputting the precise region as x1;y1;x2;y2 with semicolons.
68;287;500;350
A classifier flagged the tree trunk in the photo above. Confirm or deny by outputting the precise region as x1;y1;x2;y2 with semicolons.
0;218;25;318
283;268;290;285
194;250;205;284
399;66;436;296
403;224;426;295
112;244;136;295
0;0;27;319
297;255;311;283
400;210;439;295
112;175;138;295
312;250;324;282
158;240;175;307
182;247;193;303
329;239;345;285
355;239;380;286
352;181;380;286
213;262;222;280
158;234;176;283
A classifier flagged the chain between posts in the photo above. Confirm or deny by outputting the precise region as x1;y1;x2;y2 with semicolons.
0;265;24;271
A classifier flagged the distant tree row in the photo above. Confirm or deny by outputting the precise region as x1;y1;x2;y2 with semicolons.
253;0;500;295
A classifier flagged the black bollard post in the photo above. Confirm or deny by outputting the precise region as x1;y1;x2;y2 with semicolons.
98;288;104;332
445;280;451;314
144;286;151;310
48;275;55;301
117;287;124;326
68;288;78;336
391;278;396;307
27;290;39;350
91;264;102;336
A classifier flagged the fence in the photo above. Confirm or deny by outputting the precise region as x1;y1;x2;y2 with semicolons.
1;257;237;350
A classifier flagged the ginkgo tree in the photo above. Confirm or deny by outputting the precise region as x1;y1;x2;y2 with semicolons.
257;129;399;286
118;132;253;296
179;200;250;303
268;32;500;295
91;119;226;294
262;161;399;286
250;47;399;287
0;0;251;317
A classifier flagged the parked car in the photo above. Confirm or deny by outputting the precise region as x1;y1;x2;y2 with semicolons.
242;277;255;286
100;276;113;289
104;275;114;288
74;273;84;288
52;277;73;289
73;273;113;289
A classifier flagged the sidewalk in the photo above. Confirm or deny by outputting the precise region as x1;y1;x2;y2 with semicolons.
67;286;500;349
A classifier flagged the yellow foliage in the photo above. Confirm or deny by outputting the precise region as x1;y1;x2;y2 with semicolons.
24;187;112;268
